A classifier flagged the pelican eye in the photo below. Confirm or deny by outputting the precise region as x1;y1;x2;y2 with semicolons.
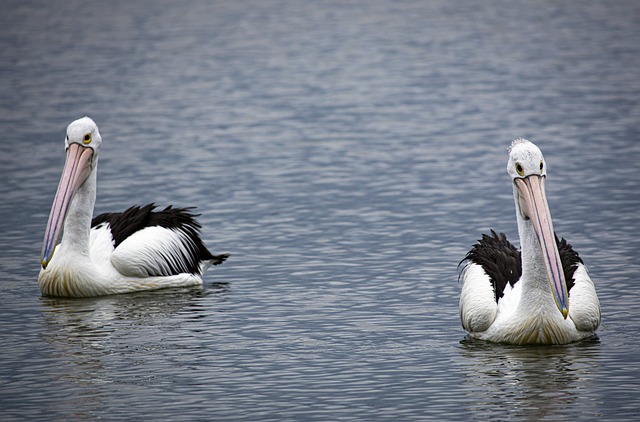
83;133;92;144
540;160;544;172
515;162;525;176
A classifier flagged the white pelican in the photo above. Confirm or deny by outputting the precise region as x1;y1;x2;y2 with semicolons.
459;139;600;344
39;117;229;297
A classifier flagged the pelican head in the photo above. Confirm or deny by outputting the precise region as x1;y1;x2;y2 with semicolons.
41;117;102;269
507;138;569;319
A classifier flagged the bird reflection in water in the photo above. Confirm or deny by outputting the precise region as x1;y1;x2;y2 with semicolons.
458;338;602;420
38;284;229;416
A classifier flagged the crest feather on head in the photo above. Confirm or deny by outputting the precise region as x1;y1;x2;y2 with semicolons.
508;138;531;153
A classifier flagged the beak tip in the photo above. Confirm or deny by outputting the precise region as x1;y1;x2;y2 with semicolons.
562;307;569;320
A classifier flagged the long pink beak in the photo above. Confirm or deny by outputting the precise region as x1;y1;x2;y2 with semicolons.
515;175;569;319
41;143;94;269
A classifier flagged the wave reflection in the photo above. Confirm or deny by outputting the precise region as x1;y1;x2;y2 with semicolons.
458;338;603;420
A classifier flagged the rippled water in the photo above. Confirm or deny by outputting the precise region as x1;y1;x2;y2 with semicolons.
1;1;639;420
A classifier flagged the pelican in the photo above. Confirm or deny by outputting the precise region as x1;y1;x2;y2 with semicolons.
459;139;600;344
39;117;229;297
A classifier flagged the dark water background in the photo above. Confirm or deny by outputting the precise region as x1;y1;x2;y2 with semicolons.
1;1;639;420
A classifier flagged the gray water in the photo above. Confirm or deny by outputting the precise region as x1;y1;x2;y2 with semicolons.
1;1;639;420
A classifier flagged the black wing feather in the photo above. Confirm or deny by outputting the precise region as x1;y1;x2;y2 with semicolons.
556;234;581;293
92;203;229;275
461;230;521;302
461;230;581;302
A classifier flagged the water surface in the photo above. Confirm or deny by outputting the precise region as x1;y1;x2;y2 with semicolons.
1;1;639;420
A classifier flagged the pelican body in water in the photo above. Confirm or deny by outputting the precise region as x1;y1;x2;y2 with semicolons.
39;117;229;297
459;139;600;344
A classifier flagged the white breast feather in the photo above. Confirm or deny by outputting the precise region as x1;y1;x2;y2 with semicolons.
89;224;116;268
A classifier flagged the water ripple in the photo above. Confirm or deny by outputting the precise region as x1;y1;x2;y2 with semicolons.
1;0;639;420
